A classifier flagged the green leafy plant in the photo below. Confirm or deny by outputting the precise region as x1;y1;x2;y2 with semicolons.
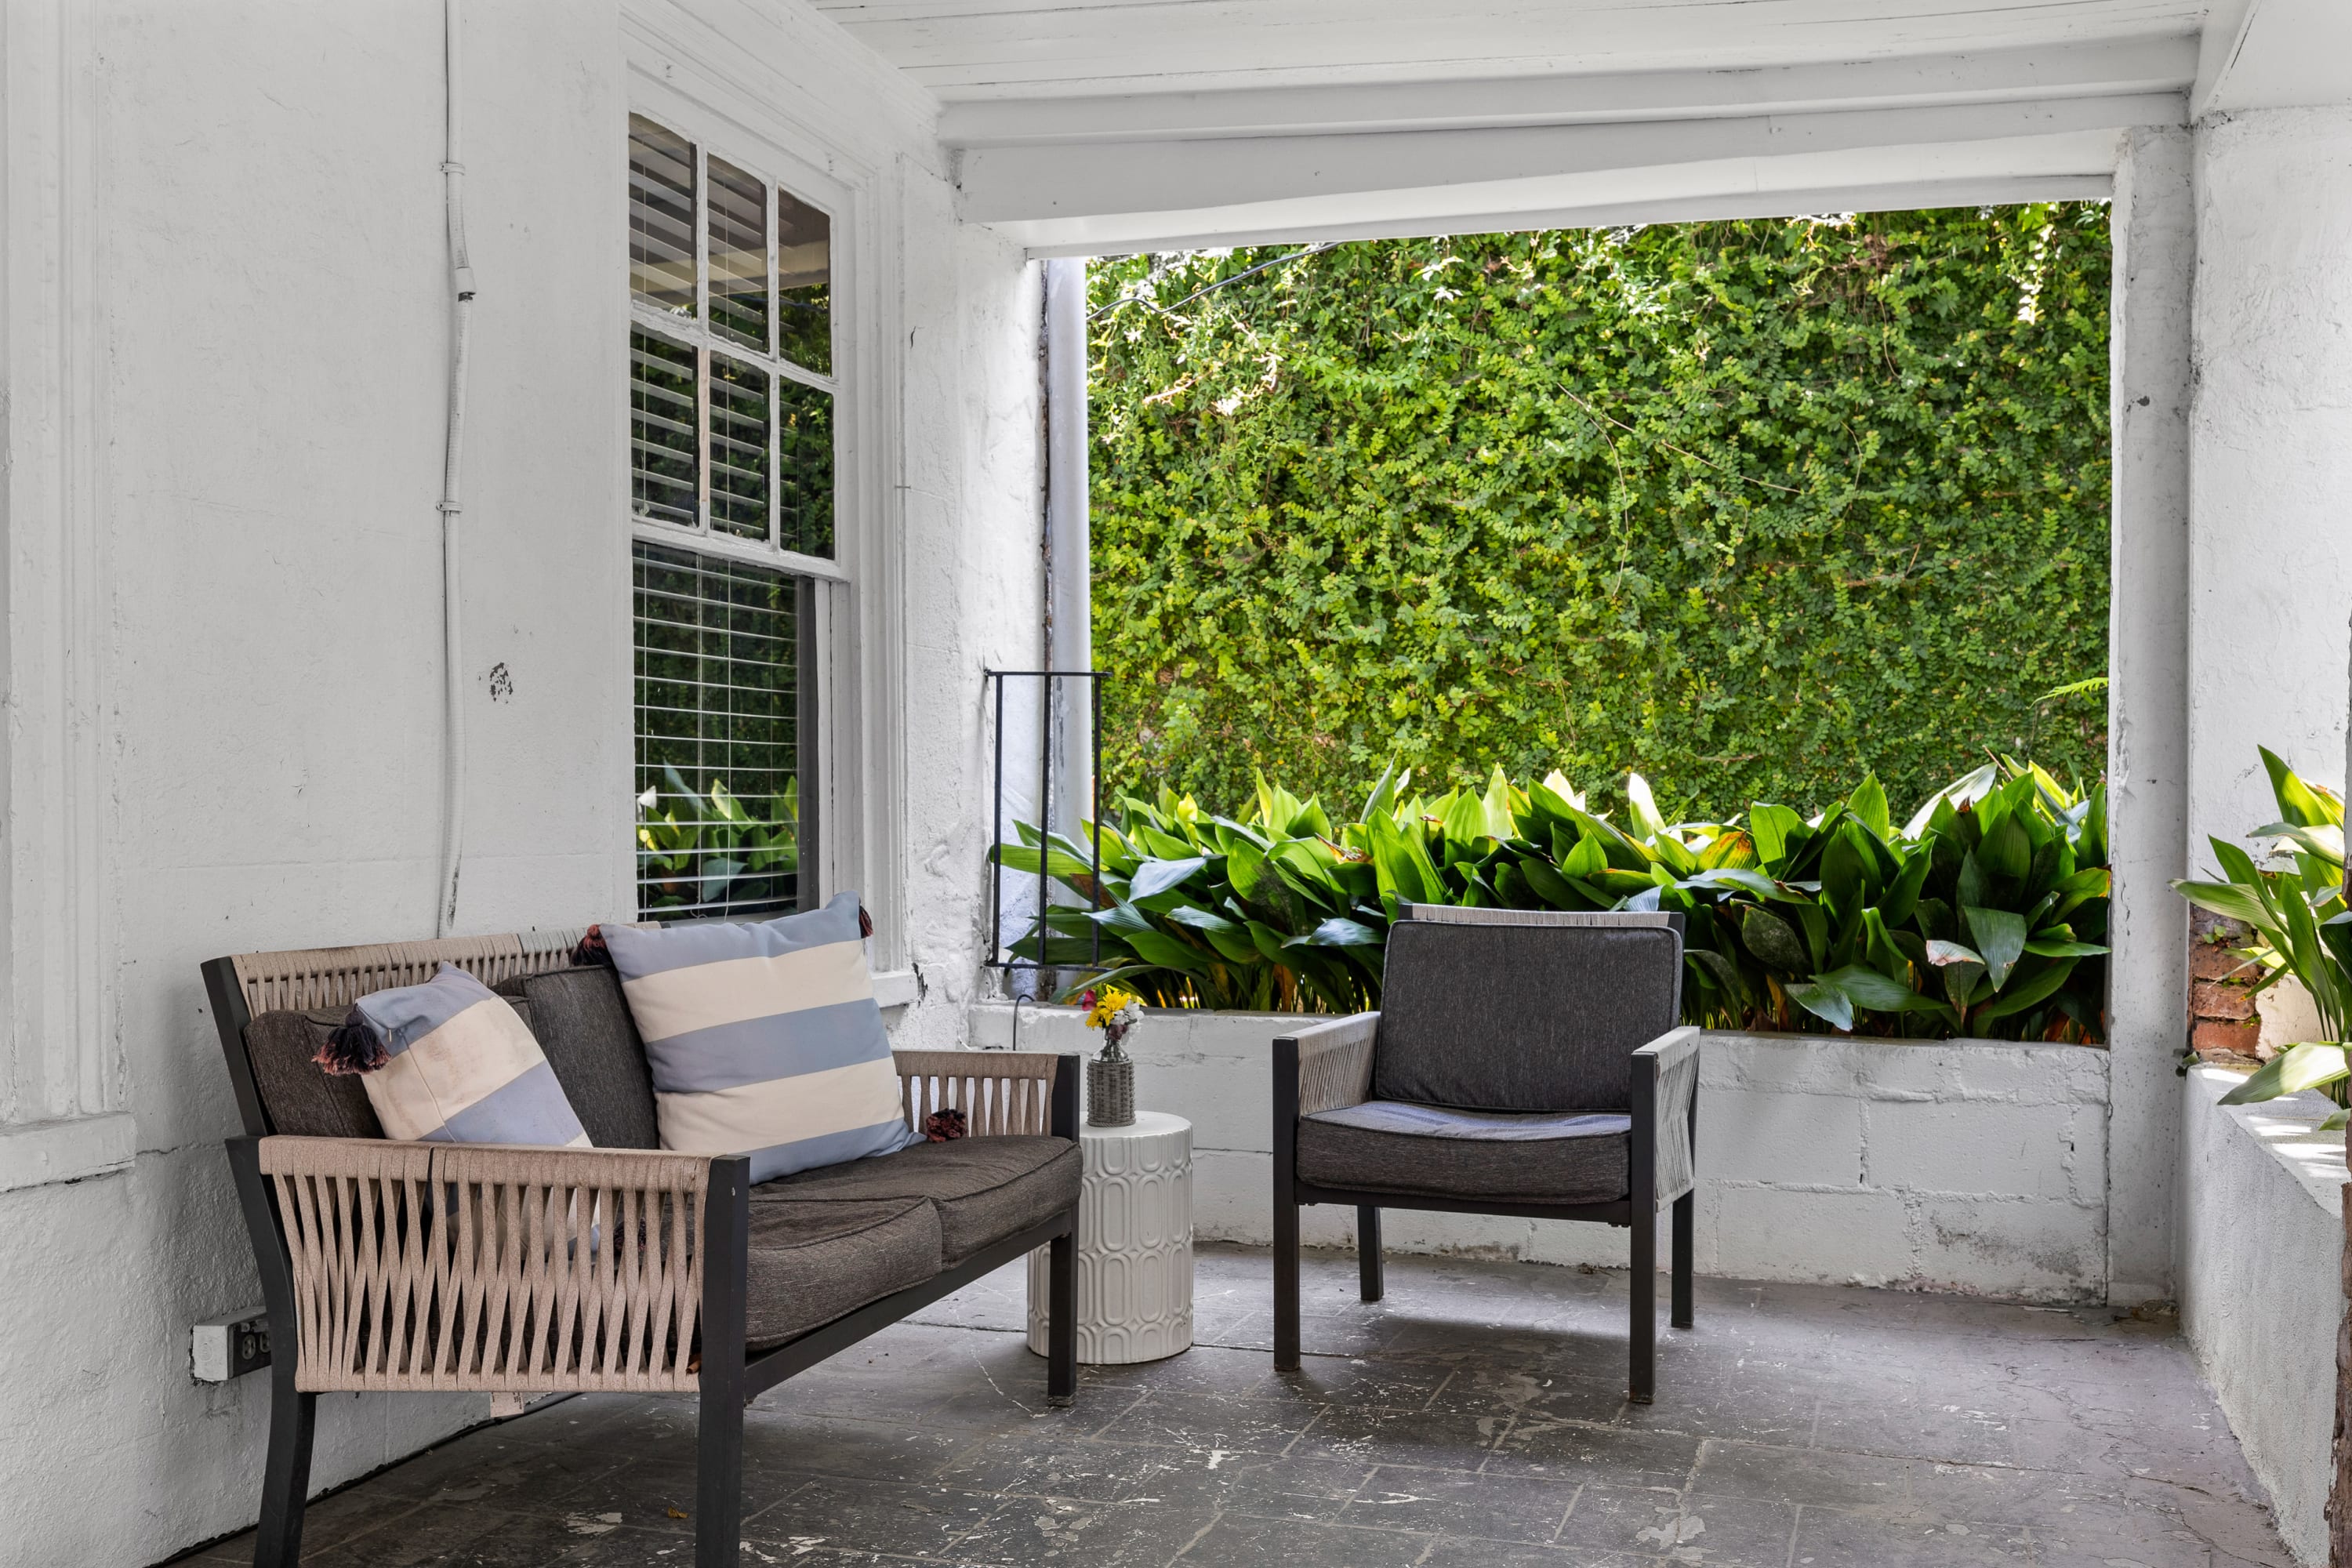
2173;749;2350;1126
637;766;800;912
1090;206;2111;821
997;756;2108;1042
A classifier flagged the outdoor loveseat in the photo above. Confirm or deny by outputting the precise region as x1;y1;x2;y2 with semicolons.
201;930;1080;1568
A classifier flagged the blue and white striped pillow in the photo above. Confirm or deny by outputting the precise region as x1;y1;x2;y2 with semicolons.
342;964;590;1147
601;892;915;1182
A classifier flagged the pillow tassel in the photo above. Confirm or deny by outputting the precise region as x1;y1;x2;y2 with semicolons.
571;924;614;968
315;1005;389;1075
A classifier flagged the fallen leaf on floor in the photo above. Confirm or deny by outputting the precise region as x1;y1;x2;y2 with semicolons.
666;1506;688;1519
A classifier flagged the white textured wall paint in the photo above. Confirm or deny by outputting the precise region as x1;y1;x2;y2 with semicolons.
970;1006;2112;1300
2185;107;2352;856
2104;124;2195;1307
0;0;1040;1562
2180;1069;2343;1568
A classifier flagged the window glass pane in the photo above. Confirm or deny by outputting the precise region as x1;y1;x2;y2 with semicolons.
634;541;805;919
775;189;832;375
629;116;697;316
707;156;769;352
710;355;770;542
631;330;699;527
775;378;833;559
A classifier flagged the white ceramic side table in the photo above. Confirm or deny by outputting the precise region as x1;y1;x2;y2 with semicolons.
1027;1111;1194;1364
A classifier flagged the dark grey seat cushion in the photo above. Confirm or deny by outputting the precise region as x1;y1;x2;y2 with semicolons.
754;1137;1081;1263
243;1009;387;1138
497;966;662;1149
1374;920;1682;1112
744;1196;943;1349
1298;1100;1631;1203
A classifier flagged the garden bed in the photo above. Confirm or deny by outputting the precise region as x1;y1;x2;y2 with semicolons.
965;1002;2110;1300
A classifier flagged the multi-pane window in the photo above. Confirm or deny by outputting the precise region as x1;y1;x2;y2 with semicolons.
633;543;810;918
626;112;835;559
629;113;837;917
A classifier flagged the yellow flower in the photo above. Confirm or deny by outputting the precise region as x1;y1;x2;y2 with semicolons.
1084;986;1138;1029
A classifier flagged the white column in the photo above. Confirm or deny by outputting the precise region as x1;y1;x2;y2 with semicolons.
2186;108;2352;852
2104;125;2194;1305
1044;256;1092;837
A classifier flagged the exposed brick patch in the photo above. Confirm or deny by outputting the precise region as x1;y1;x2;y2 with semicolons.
2192;943;2262;982
2193;1018;2263;1062
2193;979;2258;1021
2189;911;2266;1065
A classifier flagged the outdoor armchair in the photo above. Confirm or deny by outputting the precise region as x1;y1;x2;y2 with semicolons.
202;932;1080;1568
1271;906;1700;1401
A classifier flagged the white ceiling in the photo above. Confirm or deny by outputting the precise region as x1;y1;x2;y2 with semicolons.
795;0;2347;252
810;0;2208;100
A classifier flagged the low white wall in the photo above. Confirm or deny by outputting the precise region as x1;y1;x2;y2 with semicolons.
967;1004;2111;1301
2180;1066;2345;1568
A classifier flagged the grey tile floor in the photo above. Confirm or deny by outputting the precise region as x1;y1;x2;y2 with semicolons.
186;1244;2293;1567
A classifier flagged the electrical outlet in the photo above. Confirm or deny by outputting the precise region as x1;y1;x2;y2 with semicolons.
192;1308;270;1383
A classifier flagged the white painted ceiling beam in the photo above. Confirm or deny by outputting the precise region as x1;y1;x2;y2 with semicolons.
2193;0;2352;115
816;0;2208;98
957;91;2180;226
997;128;2125;256
942;35;2196;148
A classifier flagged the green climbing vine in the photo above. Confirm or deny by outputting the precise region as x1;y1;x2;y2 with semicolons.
1088;204;2111;822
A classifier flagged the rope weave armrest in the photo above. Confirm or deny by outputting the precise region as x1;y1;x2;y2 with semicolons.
1282;1012;1379;1116
1636;1027;1703;1203
258;1137;709;1395
894;1051;1058;1137
230;928;588;1015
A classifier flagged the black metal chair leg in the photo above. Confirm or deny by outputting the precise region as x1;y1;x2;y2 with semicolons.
1671;1192;1695;1331
1273;1189;1302;1370
1047;1229;1076;1405
1357;1205;1384;1301
252;1366;315;1568
1628;1205;1657;1404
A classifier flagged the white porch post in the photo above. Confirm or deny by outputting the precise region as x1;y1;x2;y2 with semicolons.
2184;107;2352;852
1044;256;1092;833
2105;125;2195;1306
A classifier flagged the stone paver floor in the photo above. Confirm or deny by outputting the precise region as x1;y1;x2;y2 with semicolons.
186;1244;2292;1566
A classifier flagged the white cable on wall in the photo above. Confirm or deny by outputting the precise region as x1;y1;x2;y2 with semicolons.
436;0;475;938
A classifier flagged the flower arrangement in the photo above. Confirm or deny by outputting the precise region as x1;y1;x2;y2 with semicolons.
1081;985;1145;1059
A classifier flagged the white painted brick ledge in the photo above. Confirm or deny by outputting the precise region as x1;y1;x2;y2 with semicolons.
966;1004;2111;1301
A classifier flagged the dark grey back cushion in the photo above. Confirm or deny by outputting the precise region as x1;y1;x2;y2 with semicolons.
1372;920;1682;1112
243;1009;387;1139
499;966;662;1149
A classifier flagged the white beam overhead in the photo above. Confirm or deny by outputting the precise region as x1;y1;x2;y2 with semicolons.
942;36;2197;147
2194;0;2352;116
960;90;2172;250
1000;127;2123;255
815;0;2208;100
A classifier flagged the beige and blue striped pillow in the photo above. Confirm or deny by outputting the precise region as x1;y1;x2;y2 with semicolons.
601;893;914;1182
334;964;591;1147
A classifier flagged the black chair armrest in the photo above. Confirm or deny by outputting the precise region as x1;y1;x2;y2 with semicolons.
1631;1025;1703;1206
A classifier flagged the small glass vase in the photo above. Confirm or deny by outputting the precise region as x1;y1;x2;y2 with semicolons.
1087;1038;1135;1127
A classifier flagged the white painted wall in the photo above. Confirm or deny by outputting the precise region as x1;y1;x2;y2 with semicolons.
2180;1067;2343;1568
2185;106;2352;856
971;1005;2113;1301
2105;124;2196;1307
0;0;1040;1562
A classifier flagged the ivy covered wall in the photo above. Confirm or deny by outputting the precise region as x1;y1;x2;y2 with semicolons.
1087;205;2112;822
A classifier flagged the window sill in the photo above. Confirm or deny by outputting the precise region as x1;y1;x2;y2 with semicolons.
873;968;920;1011
0;1112;136;1193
